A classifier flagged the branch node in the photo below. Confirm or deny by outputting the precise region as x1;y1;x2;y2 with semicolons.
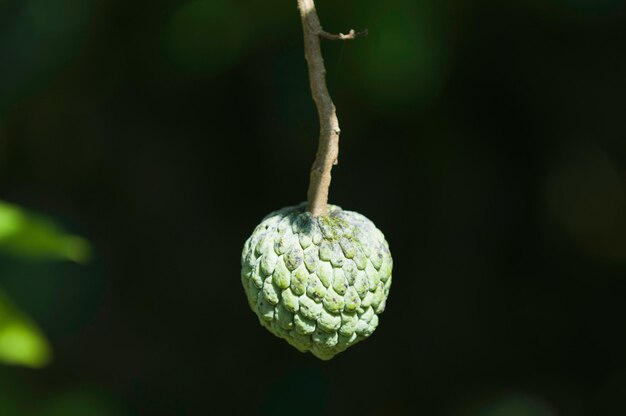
318;28;369;41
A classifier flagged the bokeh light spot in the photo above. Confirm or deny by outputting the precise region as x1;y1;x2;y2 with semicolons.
163;0;249;77
0;0;95;112
474;393;557;416
544;141;626;261
351;0;448;109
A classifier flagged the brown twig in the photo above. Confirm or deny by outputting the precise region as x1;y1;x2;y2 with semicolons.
297;0;366;217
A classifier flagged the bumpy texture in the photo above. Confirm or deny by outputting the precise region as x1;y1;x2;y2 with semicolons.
241;203;392;360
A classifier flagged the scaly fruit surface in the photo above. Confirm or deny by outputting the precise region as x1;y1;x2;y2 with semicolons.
241;203;392;360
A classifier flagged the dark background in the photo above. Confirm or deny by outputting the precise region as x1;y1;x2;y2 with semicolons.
2;0;626;414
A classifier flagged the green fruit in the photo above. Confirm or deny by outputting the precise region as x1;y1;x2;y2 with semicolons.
241;203;392;360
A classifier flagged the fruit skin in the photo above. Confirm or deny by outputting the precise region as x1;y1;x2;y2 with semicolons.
241;203;392;360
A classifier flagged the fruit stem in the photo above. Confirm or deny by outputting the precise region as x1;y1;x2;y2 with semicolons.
296;0;366;217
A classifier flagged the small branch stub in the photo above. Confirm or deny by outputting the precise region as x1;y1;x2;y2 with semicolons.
319;28;368;41
297;0;366;217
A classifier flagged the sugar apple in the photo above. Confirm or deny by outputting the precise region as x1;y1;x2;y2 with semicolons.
241;202;392;360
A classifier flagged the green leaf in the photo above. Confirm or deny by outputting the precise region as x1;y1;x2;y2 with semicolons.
0;288;51;368
0;200;91;263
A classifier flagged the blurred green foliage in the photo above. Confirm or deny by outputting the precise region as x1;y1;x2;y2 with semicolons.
0;201;91;263
0;200;91;368
0;289;50;367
